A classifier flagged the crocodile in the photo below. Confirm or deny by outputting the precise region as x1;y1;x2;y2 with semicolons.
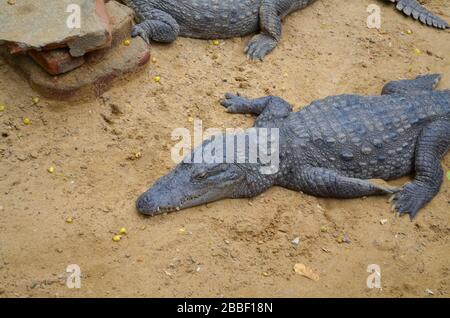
122;0;449;59
136;74;450;219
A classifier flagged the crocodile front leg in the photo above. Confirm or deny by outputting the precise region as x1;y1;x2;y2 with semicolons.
292;166;398;198
221;93;292;127
125;0;180;43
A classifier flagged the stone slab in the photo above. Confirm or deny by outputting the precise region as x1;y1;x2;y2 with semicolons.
27;1;134;75
0;36;150;100
0;0;112;57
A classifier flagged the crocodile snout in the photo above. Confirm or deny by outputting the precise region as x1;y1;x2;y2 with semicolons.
136;192;158;215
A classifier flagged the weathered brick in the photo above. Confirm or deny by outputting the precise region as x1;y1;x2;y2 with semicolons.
28;49;85;75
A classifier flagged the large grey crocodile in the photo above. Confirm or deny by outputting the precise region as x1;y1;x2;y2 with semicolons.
122;0;449;59
136;74;450;219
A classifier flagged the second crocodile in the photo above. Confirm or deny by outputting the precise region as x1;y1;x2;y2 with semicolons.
122;0;449;59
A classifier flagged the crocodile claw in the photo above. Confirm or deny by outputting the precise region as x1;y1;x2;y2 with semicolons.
131;24;150;44
220;93;248;113
390;182;430;220
245;34;278;60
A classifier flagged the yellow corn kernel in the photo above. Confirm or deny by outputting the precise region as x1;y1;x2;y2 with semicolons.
119;227;127;235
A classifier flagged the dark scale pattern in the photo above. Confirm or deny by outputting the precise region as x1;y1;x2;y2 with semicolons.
284;92;448;182
123;0;447;60
389;0;449;29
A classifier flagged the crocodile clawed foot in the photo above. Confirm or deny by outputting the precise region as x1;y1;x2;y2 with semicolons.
131;23;151;44
245;34;278;60
220;93;249;113
390;182;430;220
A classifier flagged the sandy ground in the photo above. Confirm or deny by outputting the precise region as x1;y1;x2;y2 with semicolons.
0;0;449;298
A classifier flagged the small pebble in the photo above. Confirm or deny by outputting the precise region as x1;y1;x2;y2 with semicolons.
32;97;40;104
320;225;328;233
425;288;434;295
380;219;388;225
342;235;351;244
291;237;300;246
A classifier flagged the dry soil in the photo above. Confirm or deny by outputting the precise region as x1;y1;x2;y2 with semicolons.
0;0;449;297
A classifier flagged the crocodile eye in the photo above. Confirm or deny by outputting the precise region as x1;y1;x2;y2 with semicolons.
194;171;208;180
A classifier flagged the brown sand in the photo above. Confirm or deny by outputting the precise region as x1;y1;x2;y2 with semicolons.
0;0;449;297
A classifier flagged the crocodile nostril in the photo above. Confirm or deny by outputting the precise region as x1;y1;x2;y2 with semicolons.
136;194;157;215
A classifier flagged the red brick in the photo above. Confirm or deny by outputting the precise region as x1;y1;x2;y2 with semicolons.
28;49;85;75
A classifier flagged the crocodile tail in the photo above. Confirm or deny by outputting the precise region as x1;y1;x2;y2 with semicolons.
391;0;449;29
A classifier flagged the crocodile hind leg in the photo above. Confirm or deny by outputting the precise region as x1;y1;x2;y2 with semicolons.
126;0;180;43
221;93;292;126
390;0;449;29
245;0;281;60
392;120;450;219
381;74;441;95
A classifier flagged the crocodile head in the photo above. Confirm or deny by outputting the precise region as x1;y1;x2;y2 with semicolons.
136;132;279;215
136;161;250;215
